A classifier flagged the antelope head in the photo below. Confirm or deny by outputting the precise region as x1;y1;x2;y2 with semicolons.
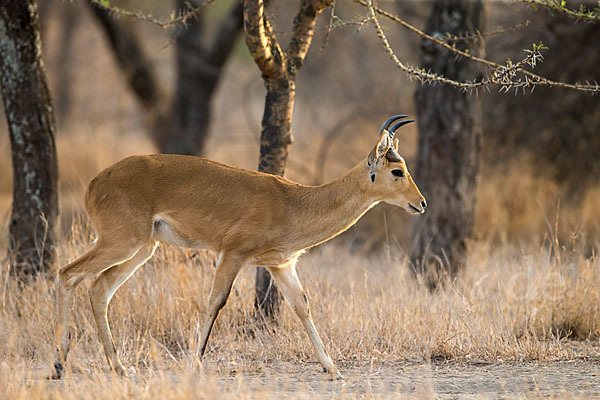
366;115;427;215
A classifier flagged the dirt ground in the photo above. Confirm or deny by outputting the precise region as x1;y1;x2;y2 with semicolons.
37;360;600;399
213;361;600;398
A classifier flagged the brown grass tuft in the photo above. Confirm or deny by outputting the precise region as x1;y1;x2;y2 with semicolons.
1;216;599;397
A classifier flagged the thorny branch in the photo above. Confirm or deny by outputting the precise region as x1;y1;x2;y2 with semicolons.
440;21;531;44
519;0;600;23
364;0;483;90
361;0;600;93
88;0;598;92
329;13;530;44
88;0;216;29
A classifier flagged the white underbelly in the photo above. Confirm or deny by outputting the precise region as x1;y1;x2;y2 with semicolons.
152;216;210;249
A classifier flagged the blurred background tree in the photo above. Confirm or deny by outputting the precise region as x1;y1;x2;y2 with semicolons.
412;0;483;284
0;0;59;277
88;0;243;155
483;10;600;195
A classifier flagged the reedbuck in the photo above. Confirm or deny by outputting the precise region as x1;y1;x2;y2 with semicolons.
51;115;426;380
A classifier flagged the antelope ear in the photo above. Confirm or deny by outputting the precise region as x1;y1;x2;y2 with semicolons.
394;138;399;151
367;132;390;166
367;133;391;181
375;132;391;159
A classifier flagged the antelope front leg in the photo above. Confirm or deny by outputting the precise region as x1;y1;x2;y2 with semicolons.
268;265;343;380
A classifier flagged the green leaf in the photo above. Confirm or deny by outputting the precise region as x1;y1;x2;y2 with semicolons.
532;41;548;52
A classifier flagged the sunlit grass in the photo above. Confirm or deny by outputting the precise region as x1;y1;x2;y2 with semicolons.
1;214;599;397
1;124;599;397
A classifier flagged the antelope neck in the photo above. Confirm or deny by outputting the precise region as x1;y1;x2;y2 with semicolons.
293;162;378;249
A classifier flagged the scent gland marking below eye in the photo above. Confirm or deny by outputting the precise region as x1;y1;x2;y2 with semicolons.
391;169;404;178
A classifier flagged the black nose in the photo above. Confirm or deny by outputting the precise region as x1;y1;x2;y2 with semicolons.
421;200;427;209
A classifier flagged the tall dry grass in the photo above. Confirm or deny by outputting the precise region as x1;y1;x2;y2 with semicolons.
1;115;599;398
1;212;599;397
2;117;600;397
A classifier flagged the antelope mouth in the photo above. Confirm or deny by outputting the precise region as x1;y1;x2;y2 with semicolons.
408;203;422;214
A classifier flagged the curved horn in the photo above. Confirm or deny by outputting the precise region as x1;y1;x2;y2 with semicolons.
388;119;415;135
379;115;408;136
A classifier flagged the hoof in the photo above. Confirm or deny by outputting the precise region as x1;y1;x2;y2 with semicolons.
325;366;344;380
47;373;63;380
48;362;64;380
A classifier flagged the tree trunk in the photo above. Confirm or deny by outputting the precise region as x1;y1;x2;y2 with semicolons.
253;77;295;318
258;78;294;175
87;2;164;116
411;0;483;283
163;0;240;155
164;0;243;155
165;0;208;155
244;0;331;318
0;0;59;276
88;0;243;156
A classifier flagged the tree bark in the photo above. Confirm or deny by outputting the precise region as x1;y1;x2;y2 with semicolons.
0;0;59;276
253;77;295;318
244;0;331;318
411;0;483;283
87;0;243;156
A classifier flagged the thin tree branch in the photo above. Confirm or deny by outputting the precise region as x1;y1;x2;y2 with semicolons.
360;0;600;93
243;0;283;78
312;107;361;185
365;0;484;89
287;0;333;72
440;20;530;43
519;0;600;23
88;0;217;28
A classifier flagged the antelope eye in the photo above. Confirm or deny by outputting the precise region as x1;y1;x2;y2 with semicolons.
391;169;404;178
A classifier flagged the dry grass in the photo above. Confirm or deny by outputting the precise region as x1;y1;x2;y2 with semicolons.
475;154;600;246
2;117;600;397
1;214;600;397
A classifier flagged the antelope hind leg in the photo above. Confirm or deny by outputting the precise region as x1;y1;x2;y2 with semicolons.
50;242;143;379
89;242;158;376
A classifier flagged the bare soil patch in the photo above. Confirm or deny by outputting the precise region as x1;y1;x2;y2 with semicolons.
211;360;600;398
36;361;600;398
